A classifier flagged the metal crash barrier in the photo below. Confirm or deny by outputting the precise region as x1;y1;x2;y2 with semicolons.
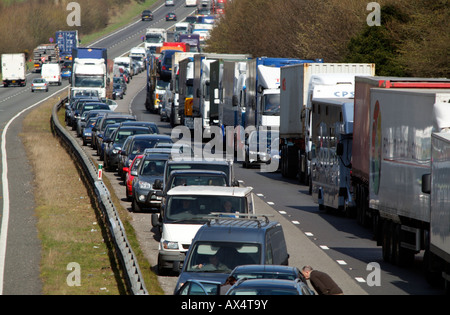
51;96;148;295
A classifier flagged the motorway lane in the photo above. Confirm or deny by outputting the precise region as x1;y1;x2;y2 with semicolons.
0;1;195;294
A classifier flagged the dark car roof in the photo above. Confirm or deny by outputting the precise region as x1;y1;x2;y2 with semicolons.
230;279;302;291
194;217;279;244
231;265;298;274
130;134;172;141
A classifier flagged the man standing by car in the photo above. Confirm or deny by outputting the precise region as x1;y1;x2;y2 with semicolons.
301;266;344;295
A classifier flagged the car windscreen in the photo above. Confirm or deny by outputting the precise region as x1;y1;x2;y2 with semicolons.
139;159;166;176
165;195;246;223
185;241;261;273
166;163;230;183
167;174;227;190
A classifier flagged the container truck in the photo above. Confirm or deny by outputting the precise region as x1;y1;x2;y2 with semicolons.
310;97;355;214
168;52;196;126
56;30;78;61
1;53;27;87
144;28;167;54
360;87;450;272
422;131;450;292
279;63;375;184
244;57;321;132
189;53;250;138
33;43;60;72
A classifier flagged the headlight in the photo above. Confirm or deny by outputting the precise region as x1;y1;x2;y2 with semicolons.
139;180;152;189
162;240;179;250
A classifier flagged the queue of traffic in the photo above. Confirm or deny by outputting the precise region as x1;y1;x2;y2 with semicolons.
59;2;450;295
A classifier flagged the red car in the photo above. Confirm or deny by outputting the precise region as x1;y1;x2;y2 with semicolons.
124;154;144;201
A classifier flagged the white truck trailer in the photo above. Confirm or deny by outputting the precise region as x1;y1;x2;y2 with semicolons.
365;88;450;269
1;53;27;87
279;63;375;183
422;131;450;292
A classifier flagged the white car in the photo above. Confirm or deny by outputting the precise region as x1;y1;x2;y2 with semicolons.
165;0;174;5
31;78;48;92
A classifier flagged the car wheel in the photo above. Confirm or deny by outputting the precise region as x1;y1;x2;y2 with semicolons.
132;198;141;212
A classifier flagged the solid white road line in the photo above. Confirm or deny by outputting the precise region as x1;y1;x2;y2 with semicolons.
0;87;68;294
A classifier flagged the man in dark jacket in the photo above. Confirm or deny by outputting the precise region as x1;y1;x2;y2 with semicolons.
301;265;343;295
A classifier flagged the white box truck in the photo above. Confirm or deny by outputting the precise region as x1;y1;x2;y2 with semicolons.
41;63;62;86
1;53;27;87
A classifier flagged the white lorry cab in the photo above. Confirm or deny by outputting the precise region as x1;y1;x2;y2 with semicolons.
151;185;255;275
41;63;62;86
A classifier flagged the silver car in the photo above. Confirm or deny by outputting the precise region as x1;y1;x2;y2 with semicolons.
31;78;48;92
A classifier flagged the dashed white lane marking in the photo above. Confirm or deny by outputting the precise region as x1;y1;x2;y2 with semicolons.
291;220;300;225
278;211;287;214
355;277;366;283
305;232;314;237
256;193;264;197
267;201;274;205
336;260;347;265
320;245;329;250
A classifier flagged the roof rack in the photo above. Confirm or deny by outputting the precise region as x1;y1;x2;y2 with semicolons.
205;213;273;228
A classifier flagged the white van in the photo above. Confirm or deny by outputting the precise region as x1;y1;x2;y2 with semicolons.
151;185;255;275
41;63;61;86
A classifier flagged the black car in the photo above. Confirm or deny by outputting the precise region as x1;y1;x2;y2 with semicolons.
165;12;177;21
112;83;124;100
119;134;173;180
103;125;152;171
141;10;153;21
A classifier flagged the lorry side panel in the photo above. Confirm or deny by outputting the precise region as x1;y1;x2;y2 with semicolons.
370;88;450;223
430;132;450;260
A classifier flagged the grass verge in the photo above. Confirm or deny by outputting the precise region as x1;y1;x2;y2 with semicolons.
18;0;164;294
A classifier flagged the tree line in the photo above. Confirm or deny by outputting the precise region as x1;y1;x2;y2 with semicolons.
205;0;449;77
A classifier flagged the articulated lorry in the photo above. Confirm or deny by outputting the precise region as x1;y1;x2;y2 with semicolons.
188;53;250;138
422;131;450;292
33;43;60;72
244;57;322;132
1;53;27;87
168;52;196;126
56;30;79;61
279;63;375;183
310;97;355;214
351;77;450;227
356;86;450;280
70;47;108;99
144;28;167;54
